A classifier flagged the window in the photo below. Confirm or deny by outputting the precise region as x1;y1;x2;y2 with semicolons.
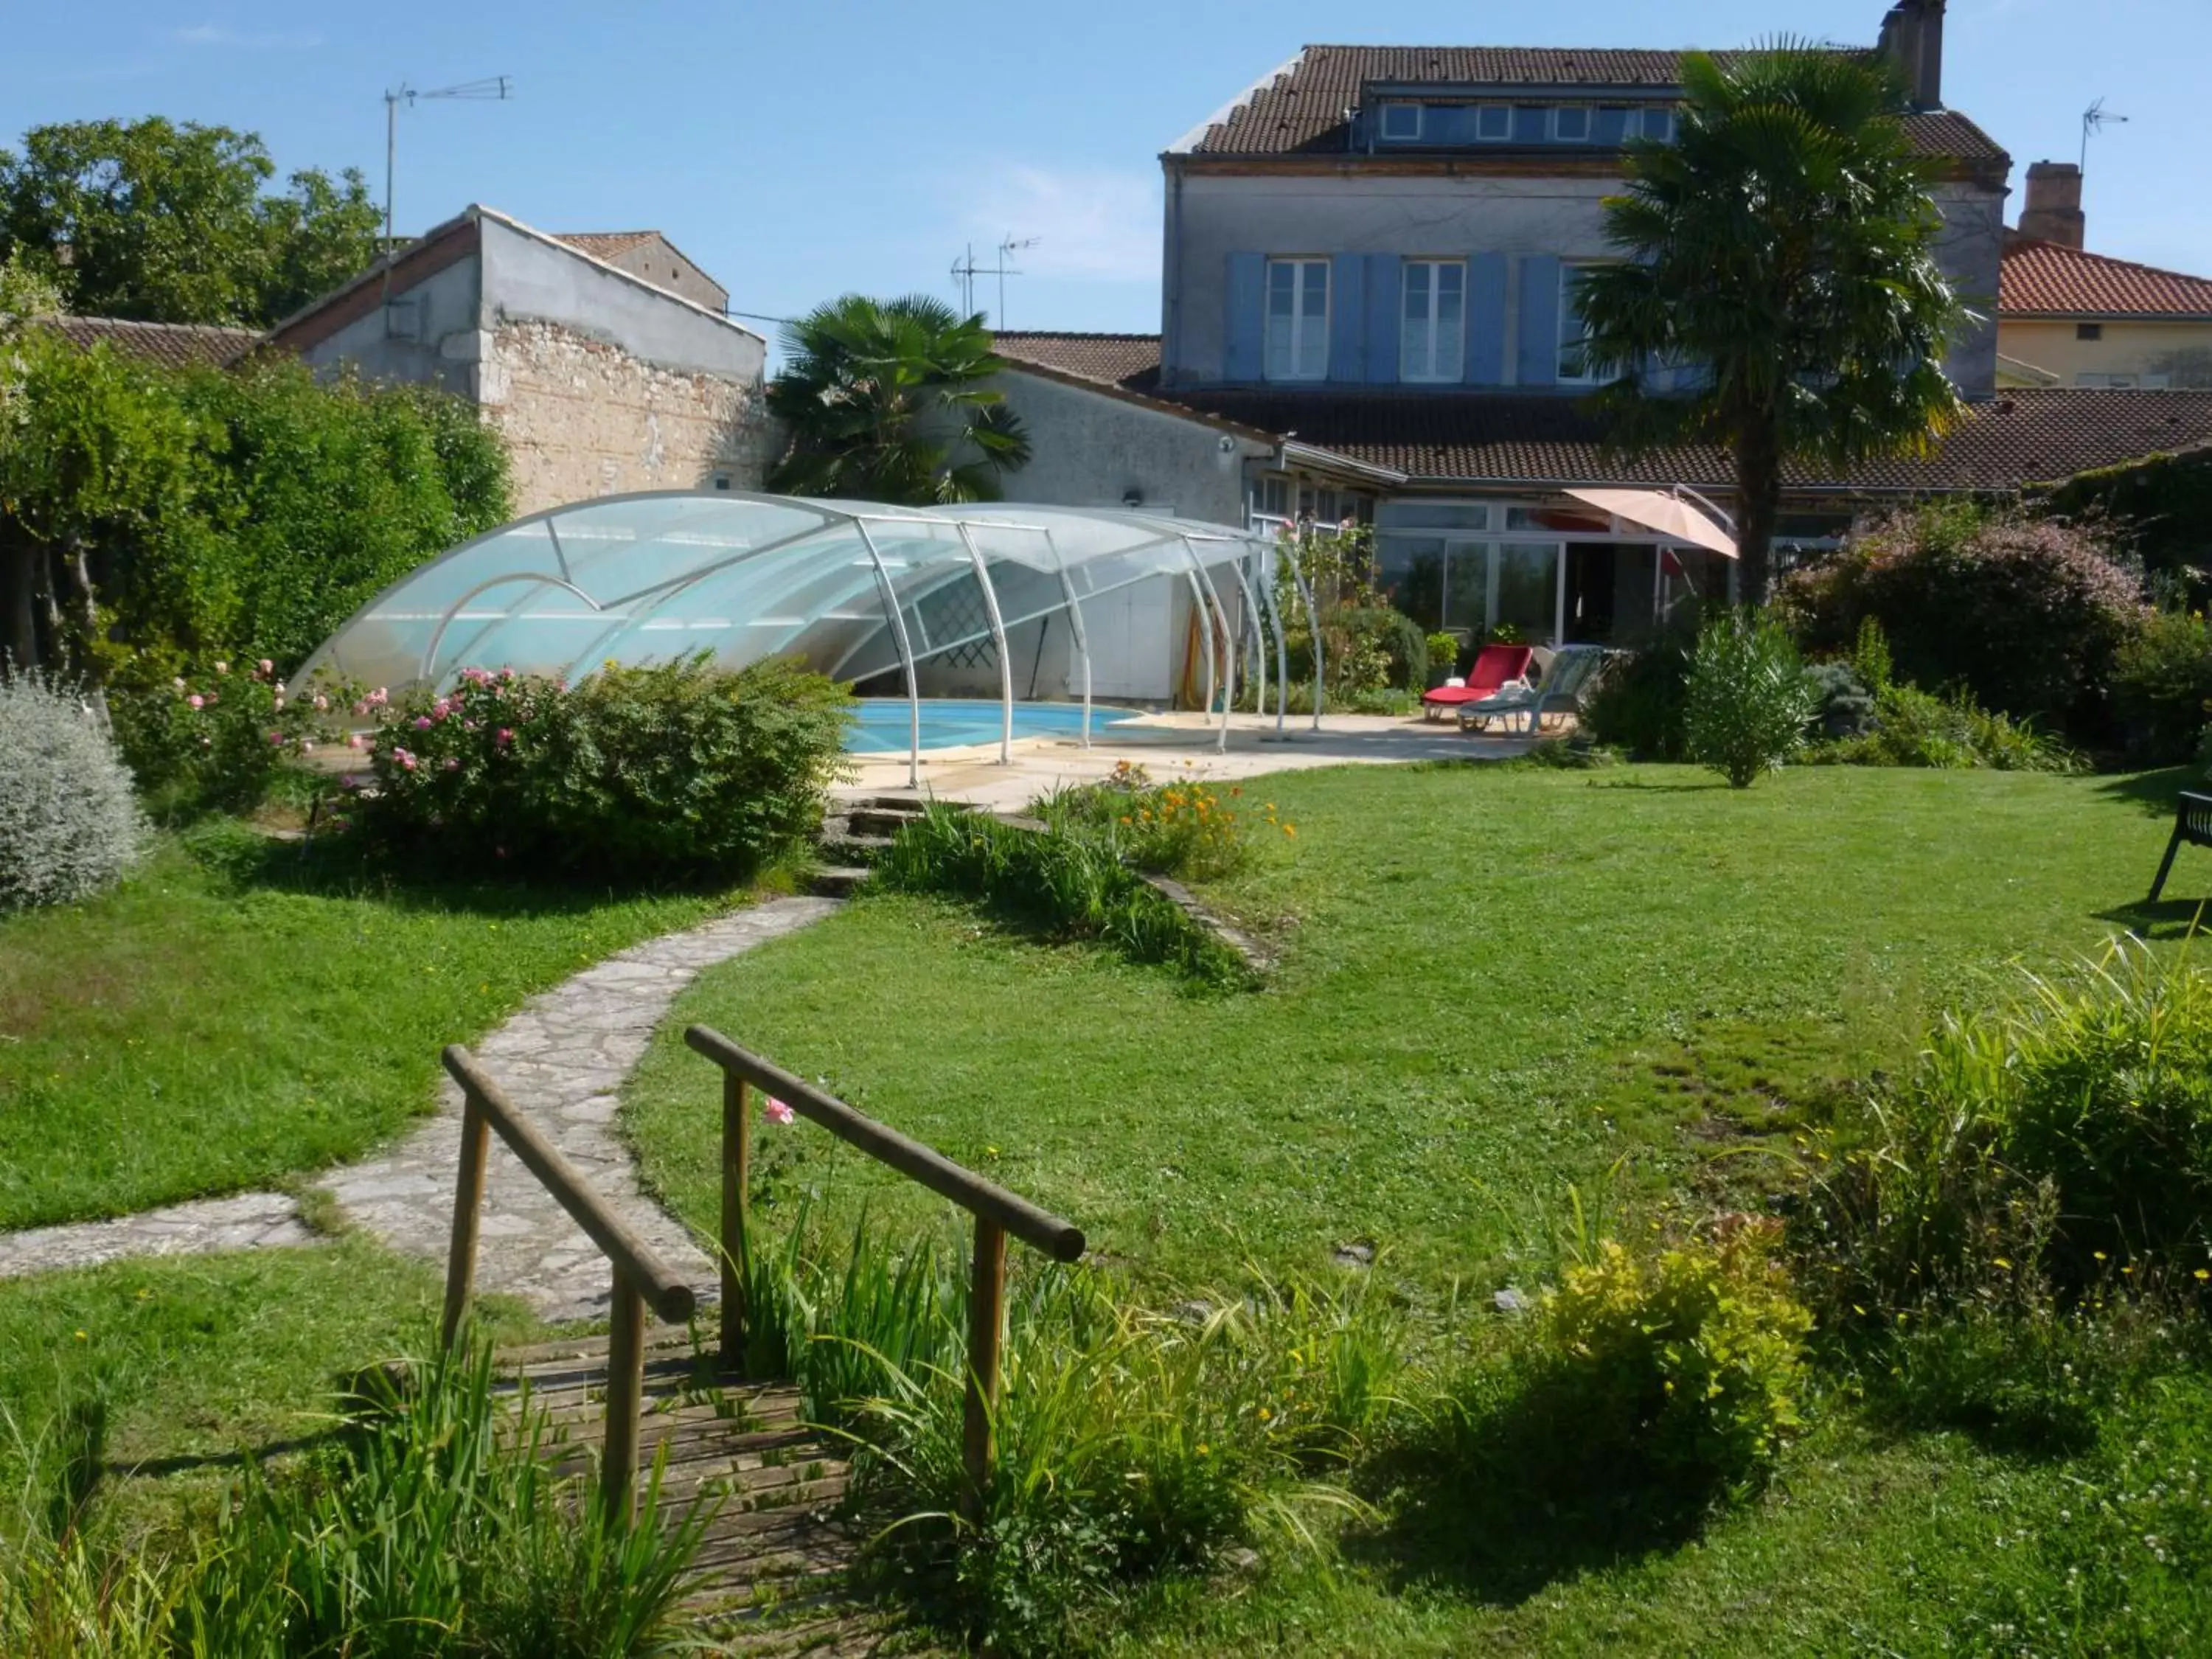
1475;103;1512;141
1557;263;1600;384
2076;372;2150;389
1641;106;1676;141
1265;258;1329;381
1401;260;1467;382
2077;321;2104;341
1257;475;1292;518
1552;105;1591;142
1380;102;1422;140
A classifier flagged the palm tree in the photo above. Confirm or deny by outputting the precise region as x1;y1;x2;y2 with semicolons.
766;294;1032;504
1573;43;1967;602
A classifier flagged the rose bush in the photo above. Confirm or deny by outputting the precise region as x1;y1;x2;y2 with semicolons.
342;654;852;883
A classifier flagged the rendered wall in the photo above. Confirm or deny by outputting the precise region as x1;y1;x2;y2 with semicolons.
1997;318;2212;387
1164;170;2006;399
990;367;1270;526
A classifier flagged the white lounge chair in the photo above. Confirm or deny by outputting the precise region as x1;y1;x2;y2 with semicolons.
1456;644;1609;736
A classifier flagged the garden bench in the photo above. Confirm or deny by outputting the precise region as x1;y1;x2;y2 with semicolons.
2146;790;2212;902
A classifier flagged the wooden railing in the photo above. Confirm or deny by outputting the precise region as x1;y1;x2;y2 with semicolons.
684;1023;1085;1508
440;1044;696;1520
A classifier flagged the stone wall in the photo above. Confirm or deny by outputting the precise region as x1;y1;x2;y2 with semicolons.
484;318;779;514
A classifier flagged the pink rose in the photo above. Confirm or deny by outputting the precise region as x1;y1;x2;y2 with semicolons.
762;1097;796;1126
267;730;285;745
313;695;328;712
257;659;274;677
413;715;433;731
346;734;364;750
187;694;205;710
495;728;514;748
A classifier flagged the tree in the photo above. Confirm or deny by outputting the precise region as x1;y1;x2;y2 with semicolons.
1573;44;1967;602
0;118;380;327
767;295;1031;504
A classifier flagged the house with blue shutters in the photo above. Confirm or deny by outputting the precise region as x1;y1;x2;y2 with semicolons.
991;0;2212;655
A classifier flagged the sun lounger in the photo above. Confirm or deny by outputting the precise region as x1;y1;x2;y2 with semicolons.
1456;644;1609;736
1419;644;1535;720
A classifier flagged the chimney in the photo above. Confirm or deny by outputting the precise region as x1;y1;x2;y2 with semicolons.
2018;161;2085;248
1878;0;1947;109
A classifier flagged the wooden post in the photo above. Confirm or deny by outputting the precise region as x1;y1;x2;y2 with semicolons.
961;1214;1008;1519
720;1073;751;1370
603;1262;645;1525
441;1094;492;1350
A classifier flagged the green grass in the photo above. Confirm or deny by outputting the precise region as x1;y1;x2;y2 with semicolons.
625;764;2184;1290
0;1239;535;1531
613;762;2211;1653
0;824;740;1230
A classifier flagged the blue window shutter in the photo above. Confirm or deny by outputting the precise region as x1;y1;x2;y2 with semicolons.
1517;254;1561;387
1224;253;1265;382
1364;254;1402;384
1465;253;1508;384
1329;254;1366;381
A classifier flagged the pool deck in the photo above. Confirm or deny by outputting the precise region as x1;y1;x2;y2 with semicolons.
838;709;1535;813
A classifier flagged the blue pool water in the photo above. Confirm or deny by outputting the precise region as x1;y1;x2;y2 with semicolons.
846;698;1138;754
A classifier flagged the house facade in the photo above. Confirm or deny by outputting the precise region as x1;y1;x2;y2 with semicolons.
268;206;776;515
992;0;2212;655
1997;164;2212;390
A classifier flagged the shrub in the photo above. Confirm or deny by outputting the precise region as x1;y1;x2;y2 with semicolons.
0;674;143;912
105;654;339;819
2112;607;2212;763
1683;611;1816;787
1530;1225;1812;1495
1775;501;2143;735
875;802;1253;986
1582;612;1697;760
1812;681;2083;772
348;655;853;883
1034;760;1292;883
1801;940;2212;1314
1287;606;1427;696
1802;661;1876;739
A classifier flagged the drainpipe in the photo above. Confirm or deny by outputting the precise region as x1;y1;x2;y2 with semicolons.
1161;157;1183;386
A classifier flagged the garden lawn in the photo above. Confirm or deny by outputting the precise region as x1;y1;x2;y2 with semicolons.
0;824;736;1230
625;763;2187;1290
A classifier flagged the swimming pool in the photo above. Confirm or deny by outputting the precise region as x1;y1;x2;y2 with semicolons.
846;698;1139;754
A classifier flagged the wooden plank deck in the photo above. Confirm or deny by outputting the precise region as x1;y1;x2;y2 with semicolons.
493;1329;914;1655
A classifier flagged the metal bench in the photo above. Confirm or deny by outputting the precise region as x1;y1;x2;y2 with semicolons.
2148;790;2212;902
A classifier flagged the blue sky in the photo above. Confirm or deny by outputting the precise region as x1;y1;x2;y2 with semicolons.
5;1;2206;344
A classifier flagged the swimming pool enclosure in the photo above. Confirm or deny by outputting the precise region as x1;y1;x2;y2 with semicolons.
296;493;1334;782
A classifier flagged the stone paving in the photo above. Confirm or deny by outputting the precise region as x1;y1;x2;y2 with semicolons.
0;897;842;1318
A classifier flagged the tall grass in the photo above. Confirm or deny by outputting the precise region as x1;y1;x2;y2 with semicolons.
873;802;1253;986
1801;937;2212;1315
730;1211;1400;1655
1;1340;711;1658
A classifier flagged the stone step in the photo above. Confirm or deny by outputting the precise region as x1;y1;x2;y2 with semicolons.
843;806;920;838
806;866;872;899
818;832;894;862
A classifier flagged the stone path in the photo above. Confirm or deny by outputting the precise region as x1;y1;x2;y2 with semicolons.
0;898;841;1317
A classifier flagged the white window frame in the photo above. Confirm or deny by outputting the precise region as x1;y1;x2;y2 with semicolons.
1264;257;1331;383
1380;102;1422;141
1557;262;1601;386
1551;105;1592;142
1400;259;1467;383
1474;103;1513;142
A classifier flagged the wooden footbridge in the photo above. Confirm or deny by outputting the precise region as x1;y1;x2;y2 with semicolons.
437;1026;1085;1649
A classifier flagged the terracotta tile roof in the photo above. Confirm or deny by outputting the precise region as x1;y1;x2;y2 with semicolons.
1179;45;2006;164
993;332;1163;389
554;231;663;261
2000;235;2212;319
991;335;2212;490
43;316;265;370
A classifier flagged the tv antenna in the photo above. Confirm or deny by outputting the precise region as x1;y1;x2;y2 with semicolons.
383;76;513;248
950;235;1038;327
2079;96;2128;173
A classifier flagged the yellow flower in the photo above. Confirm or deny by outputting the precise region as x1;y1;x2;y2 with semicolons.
1994;1257;2013;1270
2195;1269;2210;1281
73;1329;87;1341
1259;1406;1273;1422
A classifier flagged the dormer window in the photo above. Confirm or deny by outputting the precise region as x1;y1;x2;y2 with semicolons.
1475;104;1512;142
1552;105;1591;142
1380;102;1422;141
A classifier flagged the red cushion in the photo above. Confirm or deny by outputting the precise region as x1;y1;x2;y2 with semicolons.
1422;644;1534;705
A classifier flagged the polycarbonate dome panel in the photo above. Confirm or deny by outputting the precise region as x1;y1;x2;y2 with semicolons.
294;492;1273;699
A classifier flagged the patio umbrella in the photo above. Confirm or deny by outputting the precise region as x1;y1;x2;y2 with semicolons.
1562;488;1739;559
